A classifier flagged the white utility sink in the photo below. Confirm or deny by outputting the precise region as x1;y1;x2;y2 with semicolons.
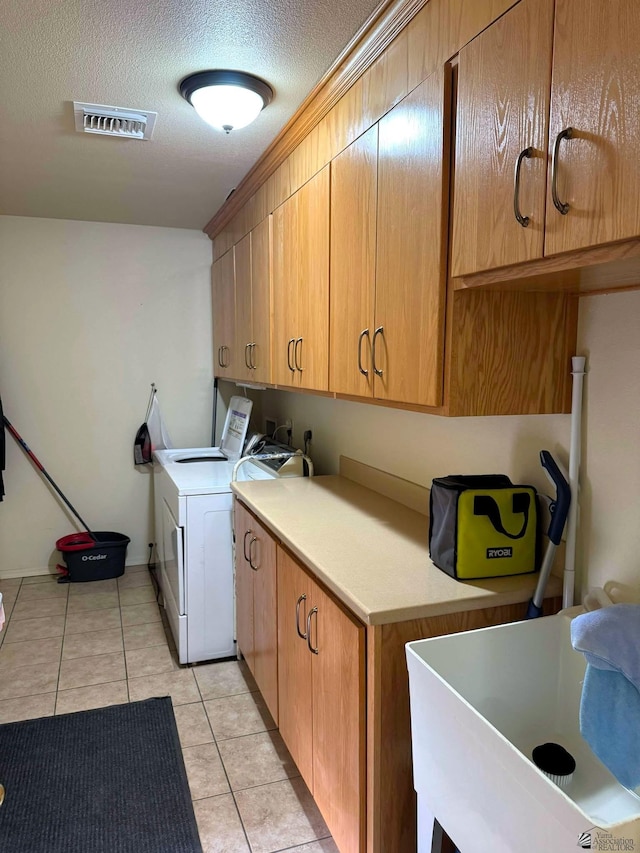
406;613;640;852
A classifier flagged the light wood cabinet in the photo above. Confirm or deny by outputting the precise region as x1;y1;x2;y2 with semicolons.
329;126;378;398
544;0;640;257
451;0;554;276
452;0;640;280
272;166;330;391
374;69;448;407
277;546;365;853
330;71;450;407
211;247;235;378
233;500;278;723
233;217;273;384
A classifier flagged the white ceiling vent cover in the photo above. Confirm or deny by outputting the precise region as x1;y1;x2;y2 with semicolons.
73;102;157;140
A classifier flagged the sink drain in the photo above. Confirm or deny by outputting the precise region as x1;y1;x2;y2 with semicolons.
532;742;576;787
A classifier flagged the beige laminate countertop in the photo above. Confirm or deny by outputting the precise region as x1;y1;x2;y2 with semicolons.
231;475;562;627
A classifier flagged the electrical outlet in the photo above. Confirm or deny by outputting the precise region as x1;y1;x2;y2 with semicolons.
264;417;277;437
284;418;293;433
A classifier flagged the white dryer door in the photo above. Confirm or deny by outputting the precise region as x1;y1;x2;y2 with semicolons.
161;498;185;616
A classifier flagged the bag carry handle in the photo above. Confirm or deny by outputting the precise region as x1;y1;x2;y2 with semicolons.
473;492;530;540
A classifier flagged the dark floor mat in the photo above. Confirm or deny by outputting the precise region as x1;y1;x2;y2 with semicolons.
0;697;202;852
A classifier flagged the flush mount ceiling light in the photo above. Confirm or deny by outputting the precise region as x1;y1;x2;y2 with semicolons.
179;70;273;134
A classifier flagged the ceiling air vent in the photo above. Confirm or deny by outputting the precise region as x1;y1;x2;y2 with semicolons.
73;102;157;140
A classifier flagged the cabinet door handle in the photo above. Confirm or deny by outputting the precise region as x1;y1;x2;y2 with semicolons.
245;343;252;368
357;329;370;377
243;530;252;561
248;537;258;571
306;607;319;655
250;343;257;370
287;338;296;372
372;326;384;377
294;337;303;372
217;346;223;367
551;127;573;215
221;345;230;368
295;593;307;639
513;146;533;228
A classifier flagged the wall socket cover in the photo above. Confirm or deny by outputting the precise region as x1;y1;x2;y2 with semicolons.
264;417;277;437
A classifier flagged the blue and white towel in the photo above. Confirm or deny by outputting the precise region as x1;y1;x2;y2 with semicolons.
571;603;640;790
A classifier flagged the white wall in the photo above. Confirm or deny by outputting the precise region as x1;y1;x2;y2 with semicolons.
0;216;213;575
263;289;640;602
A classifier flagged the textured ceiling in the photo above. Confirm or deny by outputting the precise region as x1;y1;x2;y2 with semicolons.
0;0;383;230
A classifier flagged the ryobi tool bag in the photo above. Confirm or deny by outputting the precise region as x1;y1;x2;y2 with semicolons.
429;475;540;580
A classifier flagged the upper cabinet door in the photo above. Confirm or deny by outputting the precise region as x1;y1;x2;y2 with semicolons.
375;70;448;407
296;167;330;392
250;216;272;385
330;126;378;398
451;0;554;276
272;167;330;391
212;247;235;379
272;191;299;386
234;232;253;383
545;0;640;256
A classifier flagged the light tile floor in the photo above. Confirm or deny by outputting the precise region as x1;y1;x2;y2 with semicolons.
0;568;339;853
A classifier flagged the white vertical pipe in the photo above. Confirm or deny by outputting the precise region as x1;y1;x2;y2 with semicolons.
563;356;586;608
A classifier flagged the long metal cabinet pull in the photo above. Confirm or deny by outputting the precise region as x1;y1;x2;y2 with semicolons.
551;127;573;215
372;326;384;377
306;607;319;654
249;343;257;370
217;346;223;367
295;594;307;639
513;147;533;227
244;343;252;369
287;338;296;372
243;530;252;561
248;537;258;571
357;329;370;376
219;345;230;368
294;337;303;371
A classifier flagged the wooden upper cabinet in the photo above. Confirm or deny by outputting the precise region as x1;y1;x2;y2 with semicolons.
451;0;554;276
234;232;253;382
375;70;448;407
250;216;272;384
545;0;640;256
272;167;330;391
233;219;273;384
330;125;378;397
212;247;236;379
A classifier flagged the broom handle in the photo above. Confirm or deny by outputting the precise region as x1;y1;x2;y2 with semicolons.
2;415;96;538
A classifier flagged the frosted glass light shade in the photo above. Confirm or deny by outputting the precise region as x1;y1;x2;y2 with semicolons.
180;70;273;134
191;85;264;132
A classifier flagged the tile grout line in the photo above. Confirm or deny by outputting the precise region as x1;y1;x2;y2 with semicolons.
117;577;131;703
53;579;71;714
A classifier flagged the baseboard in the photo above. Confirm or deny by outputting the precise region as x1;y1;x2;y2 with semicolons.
0;560;149;582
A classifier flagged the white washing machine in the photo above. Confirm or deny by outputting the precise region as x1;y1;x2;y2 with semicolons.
153;397;306;664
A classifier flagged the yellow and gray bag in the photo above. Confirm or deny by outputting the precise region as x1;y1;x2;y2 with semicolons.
429;475;539;580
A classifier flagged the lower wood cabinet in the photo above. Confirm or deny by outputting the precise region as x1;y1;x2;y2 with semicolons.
233;501;278;723
234;497;561;852
277;546;366;853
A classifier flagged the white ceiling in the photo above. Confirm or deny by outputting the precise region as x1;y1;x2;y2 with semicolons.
0;0;383;231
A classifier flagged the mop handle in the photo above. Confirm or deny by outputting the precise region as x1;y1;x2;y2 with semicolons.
2;415;96;538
